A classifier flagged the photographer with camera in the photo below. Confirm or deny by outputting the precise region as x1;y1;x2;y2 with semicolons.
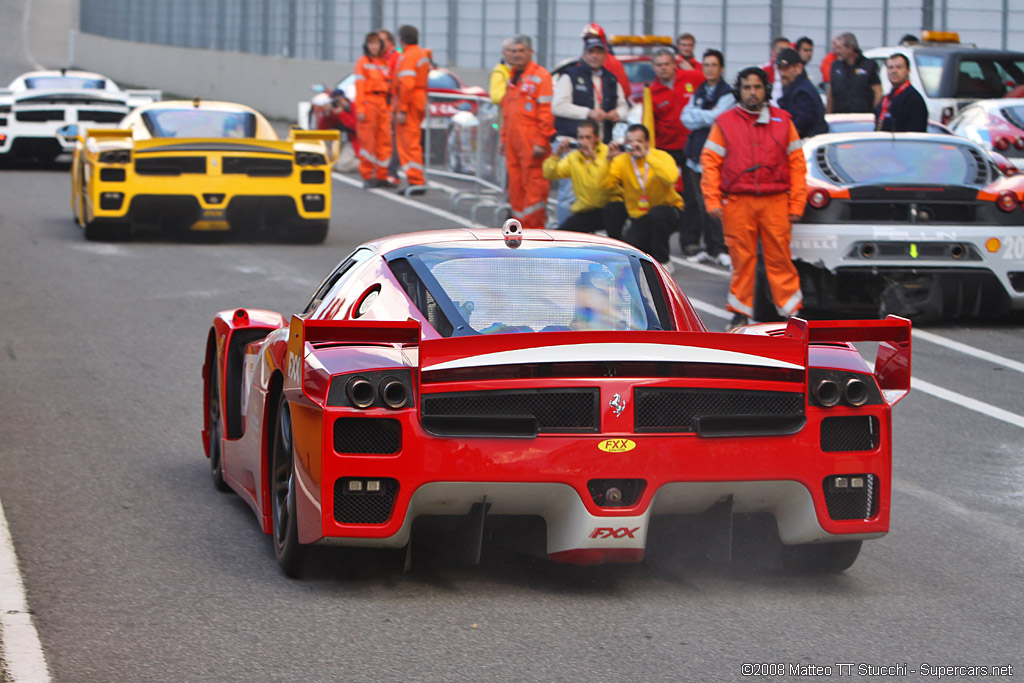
602;124;684;271
542;119;626;237
317;88;359;171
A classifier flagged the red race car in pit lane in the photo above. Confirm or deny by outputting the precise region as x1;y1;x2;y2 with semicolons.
202;222;911;578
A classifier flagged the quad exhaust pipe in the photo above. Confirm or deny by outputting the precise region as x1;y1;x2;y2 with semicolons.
346;376;376;408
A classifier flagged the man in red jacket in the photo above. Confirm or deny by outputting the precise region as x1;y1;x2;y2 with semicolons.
701;67;807;329
501;34;555;229
649;46;704;256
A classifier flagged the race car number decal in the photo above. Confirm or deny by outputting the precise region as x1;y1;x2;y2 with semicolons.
1002;235;1024;260
598;439;635;453
590;527;640;539
286;351;302;385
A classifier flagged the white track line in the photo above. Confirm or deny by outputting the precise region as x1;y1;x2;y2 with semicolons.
0;500;52;682
332;172;485;229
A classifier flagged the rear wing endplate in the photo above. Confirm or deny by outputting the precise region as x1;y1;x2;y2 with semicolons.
786;316;912;404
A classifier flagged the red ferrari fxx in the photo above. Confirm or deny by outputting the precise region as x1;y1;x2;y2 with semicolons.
203;223;911;577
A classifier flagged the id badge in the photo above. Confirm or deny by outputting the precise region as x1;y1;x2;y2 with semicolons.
637;195;650;213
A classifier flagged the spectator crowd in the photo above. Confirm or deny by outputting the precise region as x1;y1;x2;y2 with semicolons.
321;24;929;328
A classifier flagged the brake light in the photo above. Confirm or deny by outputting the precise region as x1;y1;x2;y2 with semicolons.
1014;137;1024;150
808;188;831;210
941;106;954;124
996;190;1018;212
995;137;1011;151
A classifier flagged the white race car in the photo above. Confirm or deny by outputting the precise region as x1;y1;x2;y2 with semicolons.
0;69;160;163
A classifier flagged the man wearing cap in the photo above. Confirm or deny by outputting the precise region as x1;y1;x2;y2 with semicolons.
581;24;631;103
776;48;828;138
761;36;793;104
875;53;927;132
552;36;629;224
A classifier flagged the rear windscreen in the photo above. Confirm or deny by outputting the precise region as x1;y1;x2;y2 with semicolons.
141;110;257;138
25;76;105;90
825;139;984;185
397;244;667;335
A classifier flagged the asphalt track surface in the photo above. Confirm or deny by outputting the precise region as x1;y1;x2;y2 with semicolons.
2;5;1024;683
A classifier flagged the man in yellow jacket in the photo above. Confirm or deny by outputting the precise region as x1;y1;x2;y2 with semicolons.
542;119;626;238
602;123;684;270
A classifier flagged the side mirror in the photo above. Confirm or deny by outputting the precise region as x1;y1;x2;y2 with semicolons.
57;123;79;141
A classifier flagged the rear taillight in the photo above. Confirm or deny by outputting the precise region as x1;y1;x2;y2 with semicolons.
941;106;954;124
997;190;1019;212
808;188;831;210
1015;137;1024;150
995;137;1011;151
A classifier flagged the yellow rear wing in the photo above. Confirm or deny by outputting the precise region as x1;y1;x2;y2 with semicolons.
288;128;341;163
85;128;133;140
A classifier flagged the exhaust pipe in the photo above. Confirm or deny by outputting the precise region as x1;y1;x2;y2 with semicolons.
379;377;409;409
346;376;376;408
844;378;869;406
814;379;841;407
949;243;966;260
859;243;877;259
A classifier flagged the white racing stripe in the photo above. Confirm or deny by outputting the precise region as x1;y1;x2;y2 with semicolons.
0;499;52;682
425;342;805;372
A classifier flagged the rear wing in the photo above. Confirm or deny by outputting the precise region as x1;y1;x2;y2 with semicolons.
84;128;133;140
288;129;341;144
124;89;161;107
787;316;912;404
285;315;420;394
288;128;341;162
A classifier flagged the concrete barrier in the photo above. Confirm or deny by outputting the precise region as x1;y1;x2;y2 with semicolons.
69;30;491;121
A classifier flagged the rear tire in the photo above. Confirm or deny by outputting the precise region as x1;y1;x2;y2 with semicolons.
780;540;862;574
208;367;231;492
84;219;129;241
288;219;328;244
271;396;306;577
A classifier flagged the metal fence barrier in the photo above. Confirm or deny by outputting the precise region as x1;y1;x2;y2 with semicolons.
421;91;510;226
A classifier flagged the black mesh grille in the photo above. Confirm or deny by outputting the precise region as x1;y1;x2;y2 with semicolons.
135;156;206;175
223;156;292;176
587;479;646;507
334;478;399;524
334;418;402;454
99;168;125;182
635;388;804;432
848;203;975;223
422;389;599;432
78;110;125;123
16;110;64;122
820;416;879;452
301;169;326;184
823;474;878;520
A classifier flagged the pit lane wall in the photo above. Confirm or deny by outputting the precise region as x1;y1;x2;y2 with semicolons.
69;31;490;121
